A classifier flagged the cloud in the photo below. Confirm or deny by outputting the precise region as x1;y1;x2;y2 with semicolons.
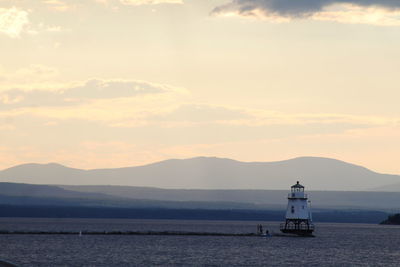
212;0;400;25
108;101;400;130
1;76;397;130
0;6;63;38
41;0;76;11
0;7;29;38
119;0;183;5
153;104;251;123
0;78;181;109
0;64;61;93
0;69;397;131
240;110;398;127
12;64;59;82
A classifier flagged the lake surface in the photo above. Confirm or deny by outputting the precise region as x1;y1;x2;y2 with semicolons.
1;218;400;266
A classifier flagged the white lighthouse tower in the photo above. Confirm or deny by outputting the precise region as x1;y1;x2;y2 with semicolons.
280;181;314;235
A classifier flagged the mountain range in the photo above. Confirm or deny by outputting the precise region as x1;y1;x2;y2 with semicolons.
0;157;399;191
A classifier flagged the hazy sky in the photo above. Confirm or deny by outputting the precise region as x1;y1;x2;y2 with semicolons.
0;0;400;173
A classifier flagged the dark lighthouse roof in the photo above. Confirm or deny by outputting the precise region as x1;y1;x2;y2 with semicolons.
291;181;304;188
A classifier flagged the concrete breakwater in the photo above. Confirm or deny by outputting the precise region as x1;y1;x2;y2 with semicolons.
0;230;259;237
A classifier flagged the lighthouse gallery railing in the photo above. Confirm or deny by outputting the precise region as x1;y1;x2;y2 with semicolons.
287;193;308;199
279;223;315;231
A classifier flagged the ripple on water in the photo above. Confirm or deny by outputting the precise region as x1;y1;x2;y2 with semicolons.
1;219;400;266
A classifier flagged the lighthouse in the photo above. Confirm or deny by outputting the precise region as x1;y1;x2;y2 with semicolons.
280;181;314;235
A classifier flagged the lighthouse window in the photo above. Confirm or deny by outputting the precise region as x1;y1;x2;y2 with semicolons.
291;206;294;213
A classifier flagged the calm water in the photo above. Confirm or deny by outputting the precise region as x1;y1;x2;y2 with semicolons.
1;218;400;266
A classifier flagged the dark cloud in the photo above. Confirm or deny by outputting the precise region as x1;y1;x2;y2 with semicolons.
212;0;400;18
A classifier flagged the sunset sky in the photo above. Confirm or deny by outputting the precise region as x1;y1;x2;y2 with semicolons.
1;0;400;173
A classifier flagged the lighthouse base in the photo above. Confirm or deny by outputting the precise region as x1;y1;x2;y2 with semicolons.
280;219;314;236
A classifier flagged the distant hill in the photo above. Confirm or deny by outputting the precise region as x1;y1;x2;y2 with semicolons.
61;185;400;211
2;182;400;211
0;182;270;210
0;183;393;223
380;214;400;225
371;183;400;192
0;157;399;191
0;182;106;199
0;182;130;207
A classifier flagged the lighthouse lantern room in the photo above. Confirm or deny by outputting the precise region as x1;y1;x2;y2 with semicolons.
280;181;314;235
